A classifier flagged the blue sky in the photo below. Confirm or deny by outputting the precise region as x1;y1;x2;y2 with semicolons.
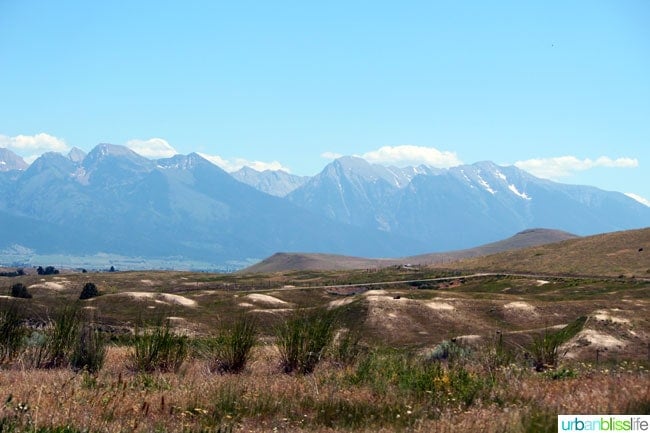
1;1;649;204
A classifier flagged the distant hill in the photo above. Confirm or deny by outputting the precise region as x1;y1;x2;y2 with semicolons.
240;228;578;273
446;227;650;277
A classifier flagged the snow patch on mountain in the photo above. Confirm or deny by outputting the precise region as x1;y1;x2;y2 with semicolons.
476;173;496;194
625;193;650;207
508;184;531;200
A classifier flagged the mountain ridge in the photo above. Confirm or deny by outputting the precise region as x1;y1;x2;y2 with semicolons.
0;144;648;270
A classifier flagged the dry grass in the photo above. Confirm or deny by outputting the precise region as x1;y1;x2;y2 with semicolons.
448;227;650;277
0;344;648;433
1;235;649;432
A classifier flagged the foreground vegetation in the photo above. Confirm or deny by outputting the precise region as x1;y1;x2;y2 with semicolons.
0;344;647;432
0;300;648;433
1;250;649;432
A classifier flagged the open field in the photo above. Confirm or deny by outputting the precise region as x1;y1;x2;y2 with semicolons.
1;228;649;432
0;345;648;433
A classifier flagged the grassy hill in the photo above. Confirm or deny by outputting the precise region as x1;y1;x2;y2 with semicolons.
242;228;577;273
445;227;650;277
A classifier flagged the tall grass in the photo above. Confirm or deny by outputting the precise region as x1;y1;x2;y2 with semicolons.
0;302;25;364
331;328;363;367
210;315;258;374
70;324;106;373
529;316;587;370
29;305;82;369
130;319;188;373
275;308;337;374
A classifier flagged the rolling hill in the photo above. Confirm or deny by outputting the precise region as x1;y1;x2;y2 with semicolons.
445;226;650;277
241;228;578;273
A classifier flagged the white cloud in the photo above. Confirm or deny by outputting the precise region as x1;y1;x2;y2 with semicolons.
321;151;343;160
359;145;462;168
0;133;68;157
514;156;638;180
198;153;290;173
625;193;650;207
126;138;178;158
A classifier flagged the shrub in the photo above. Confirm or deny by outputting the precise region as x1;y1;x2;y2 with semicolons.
351;348;487;409
529;316;587;371
0;302;25;364
276;308;337;374
79;282;100;300
70;324;106;373
31;305;83;369
131;319;188;373
425;339;470;363
210;315;258;374
10;283;31;299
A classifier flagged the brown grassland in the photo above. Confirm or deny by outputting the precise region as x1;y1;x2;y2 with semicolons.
0;228;649;432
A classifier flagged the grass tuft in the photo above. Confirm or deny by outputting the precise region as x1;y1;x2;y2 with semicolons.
210;315;258;374
130;318;188;373
70;324;106;373
529;316;587;371
0;302;25;365
275;308;337;374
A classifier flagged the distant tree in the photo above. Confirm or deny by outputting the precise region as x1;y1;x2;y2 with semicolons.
10;283;32;299
0;268;24;277
37;266;59;275
79;282;100;300
109;266;116;273
47;266;59;275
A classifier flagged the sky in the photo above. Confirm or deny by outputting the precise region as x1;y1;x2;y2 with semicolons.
1;1;649;204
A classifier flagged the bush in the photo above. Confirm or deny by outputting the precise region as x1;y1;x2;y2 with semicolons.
529;316;586;371
79;282;100;300
0;302;25;364
276;308;337;374
10;283;31;299
131;319;188;373
210;315;258;374
34;305;83;369
425;339;470;363
351;348;487;408
70;324;106;373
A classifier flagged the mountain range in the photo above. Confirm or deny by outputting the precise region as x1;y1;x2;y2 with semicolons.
0;144;648;270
